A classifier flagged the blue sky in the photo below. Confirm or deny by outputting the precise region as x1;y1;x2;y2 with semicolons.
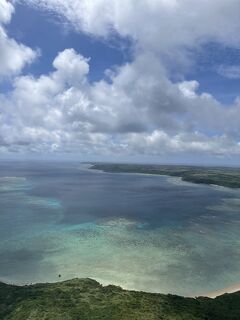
188;43;240;105
6;3;240;104
8;3;133;82
0;0;240;165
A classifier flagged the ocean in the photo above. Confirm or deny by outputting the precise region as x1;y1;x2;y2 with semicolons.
0;161;240;296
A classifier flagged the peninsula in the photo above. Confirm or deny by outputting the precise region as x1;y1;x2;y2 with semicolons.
91;163;240;189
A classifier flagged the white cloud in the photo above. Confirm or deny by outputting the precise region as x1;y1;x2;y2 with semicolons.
0;27;37;77
178;81;199;99
0;0;37;77
53;49;90;86
1;47;240;159
0;0;14;24
1;0;240;161
20;0;240;66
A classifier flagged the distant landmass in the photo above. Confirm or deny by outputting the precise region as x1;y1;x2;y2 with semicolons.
1;278;240;320
91;163;240;188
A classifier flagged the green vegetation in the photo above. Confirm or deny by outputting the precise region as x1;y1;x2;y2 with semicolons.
0;278;240;320
91;163;240;188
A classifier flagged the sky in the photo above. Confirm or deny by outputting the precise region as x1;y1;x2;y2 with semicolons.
1;0;240;165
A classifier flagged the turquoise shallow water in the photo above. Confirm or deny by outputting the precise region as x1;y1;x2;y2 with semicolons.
0;161;240;296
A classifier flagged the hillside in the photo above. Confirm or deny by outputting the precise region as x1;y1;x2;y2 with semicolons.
1;278;240;320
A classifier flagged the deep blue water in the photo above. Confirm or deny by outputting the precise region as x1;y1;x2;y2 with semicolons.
0;161;240;296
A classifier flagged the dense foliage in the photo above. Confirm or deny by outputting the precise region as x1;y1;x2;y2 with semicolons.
0;278;240;320
91;164;240;188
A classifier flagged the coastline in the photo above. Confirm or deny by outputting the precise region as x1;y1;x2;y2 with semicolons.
89;165;240;196
89;163;240;299
89;163;240;189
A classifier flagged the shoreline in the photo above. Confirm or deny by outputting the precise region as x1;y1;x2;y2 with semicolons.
90;163;240;189
91;167;238;192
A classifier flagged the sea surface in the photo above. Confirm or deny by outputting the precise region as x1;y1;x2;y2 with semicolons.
0;161;240;296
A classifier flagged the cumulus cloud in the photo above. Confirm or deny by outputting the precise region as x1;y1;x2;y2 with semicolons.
0;0;36;77
0;27;37;77
178;81;199;99
53;49;90;86
20;0;240;70
1;47;240;158
1;0;240;161
0;0;14;24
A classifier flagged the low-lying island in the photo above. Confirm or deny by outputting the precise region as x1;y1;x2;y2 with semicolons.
91;163;240;189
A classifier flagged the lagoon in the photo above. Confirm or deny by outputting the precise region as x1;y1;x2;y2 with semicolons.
0;161;240;297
